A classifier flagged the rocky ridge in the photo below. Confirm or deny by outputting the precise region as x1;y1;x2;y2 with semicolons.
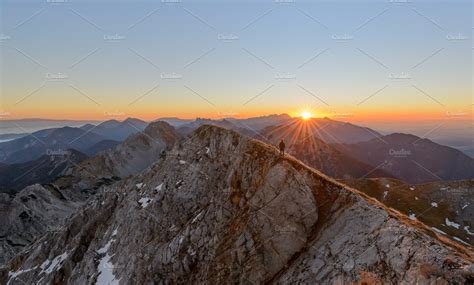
2;125;472;284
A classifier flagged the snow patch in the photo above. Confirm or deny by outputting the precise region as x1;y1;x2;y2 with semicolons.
382;191;388;200
408;213;416;221
112;229;118;237
136;183;144;189
409;186;415;191
179;160;187;165
445;218;461;229
139;197;153;208
385;184;390;188
205;147;210;154
7;267;37;285
464;226;474;236
155;183;163;192
96;253;120;285
431;227;447;235
431;202;438;208
462;204;469;210
97;239;115;254
41;252;68;274
452;236;469;245
415;197;419;200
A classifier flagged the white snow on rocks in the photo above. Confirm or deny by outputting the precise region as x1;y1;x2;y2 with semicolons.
179;160;186;165
96;253;120;285
382;191;388;200
136;183;144;189
7;267;37;285
464;226;474;236
40;252;68;274
409;213;416;221
139;197;153;208
452;236;469;246
431;202;438;208
431;227;447;235
155;183;163;192
462;204;469;210
445;218;461;229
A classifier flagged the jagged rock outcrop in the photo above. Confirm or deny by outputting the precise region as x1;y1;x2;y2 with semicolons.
0;184;90;265
2;126;473;284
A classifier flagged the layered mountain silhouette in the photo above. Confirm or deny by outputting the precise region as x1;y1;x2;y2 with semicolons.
0;127;105;164
1;125;472;284
80;118;148;141
0;121;180;265
337;133;474;184
0;149;87;194
261;121;392;179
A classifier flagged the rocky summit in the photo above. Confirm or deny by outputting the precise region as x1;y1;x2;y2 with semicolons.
1;125;473;284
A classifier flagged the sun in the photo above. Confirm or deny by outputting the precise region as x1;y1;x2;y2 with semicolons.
301;111;313;120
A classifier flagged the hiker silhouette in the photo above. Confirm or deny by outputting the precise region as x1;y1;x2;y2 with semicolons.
279;140;286;156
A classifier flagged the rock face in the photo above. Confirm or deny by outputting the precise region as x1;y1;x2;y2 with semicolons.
2;126;473;284
0;184;90;265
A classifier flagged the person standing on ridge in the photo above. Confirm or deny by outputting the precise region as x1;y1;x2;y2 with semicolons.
279;140;286;157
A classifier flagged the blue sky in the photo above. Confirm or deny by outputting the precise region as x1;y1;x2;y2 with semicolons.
0;0;472;126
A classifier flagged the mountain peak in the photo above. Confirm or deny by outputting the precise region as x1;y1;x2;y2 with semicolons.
2;125;473;284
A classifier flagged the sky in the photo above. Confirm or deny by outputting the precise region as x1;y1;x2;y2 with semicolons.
0;0;472;128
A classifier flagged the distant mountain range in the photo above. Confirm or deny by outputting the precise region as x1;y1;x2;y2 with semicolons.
336;133;474;184
261;120;392;179
0;149;88;194
2;125;472;284
80;118;148;141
